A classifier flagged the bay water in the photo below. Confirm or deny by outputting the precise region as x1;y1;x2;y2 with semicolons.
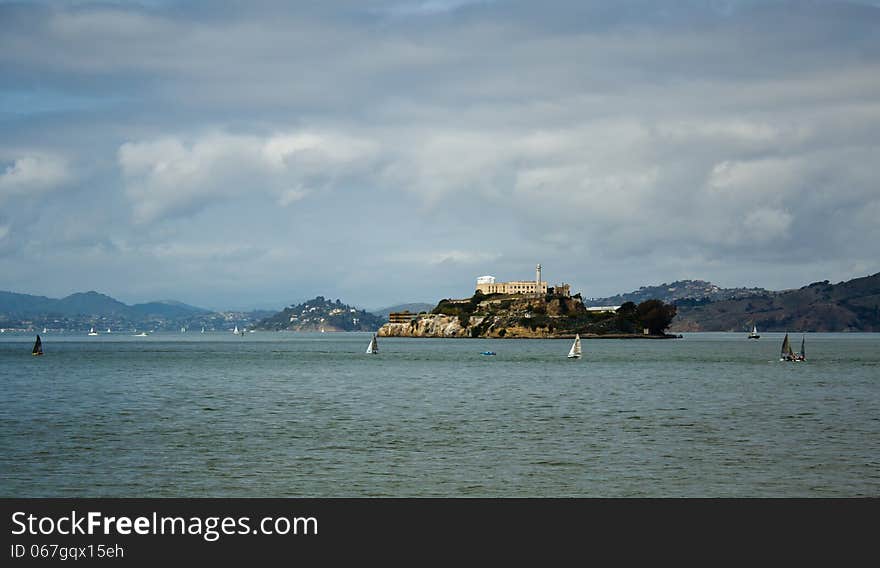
1;332;878;496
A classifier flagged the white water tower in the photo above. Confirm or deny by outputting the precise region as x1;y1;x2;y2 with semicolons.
536;264;542;289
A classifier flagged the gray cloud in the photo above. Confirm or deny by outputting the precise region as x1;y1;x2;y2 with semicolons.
1;0;878;307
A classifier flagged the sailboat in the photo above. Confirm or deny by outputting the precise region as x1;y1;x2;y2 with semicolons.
233;325;239;334
780;333;805;362
88;327;98;336
567;333;582;359
366;334;378;354
780;333;793;360
200;327;205;334
42;327;48;334
32;335;43;356
748;325;760;339
798;335;806;361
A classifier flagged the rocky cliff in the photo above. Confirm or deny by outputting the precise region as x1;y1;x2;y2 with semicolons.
379;314;471;338
377;292;677;338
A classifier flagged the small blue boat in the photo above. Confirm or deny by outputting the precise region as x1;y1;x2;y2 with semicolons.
480;351;496;356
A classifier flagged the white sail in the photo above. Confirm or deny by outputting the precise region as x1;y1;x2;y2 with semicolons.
88;327;98;336
366;334;378;354
233;325;239;334
567;334;582;358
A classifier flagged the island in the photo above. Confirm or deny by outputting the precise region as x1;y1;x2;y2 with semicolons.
255;296;384;332
378;265;677;339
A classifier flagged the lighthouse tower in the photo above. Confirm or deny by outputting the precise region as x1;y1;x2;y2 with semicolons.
536;264;542;293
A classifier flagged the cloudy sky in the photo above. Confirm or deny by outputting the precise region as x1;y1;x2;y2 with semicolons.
1;0;879;310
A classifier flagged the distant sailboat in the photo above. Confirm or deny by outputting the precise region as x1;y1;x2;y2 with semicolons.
366;334;378;354
32;335;43;356
748;325;760;339
200;327;205;333
181;327;186;333
42;327;47;334
780;332;804;362
233;325;239;334
567;333;582;359
88;327;98;336
799;335;806;361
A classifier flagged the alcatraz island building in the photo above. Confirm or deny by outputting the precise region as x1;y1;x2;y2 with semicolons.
475;264;618;313
475;264;570;297
387;264;573;324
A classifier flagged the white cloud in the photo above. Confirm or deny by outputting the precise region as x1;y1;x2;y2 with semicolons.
425;250;502;265
0;155;70;200
118;130;379;223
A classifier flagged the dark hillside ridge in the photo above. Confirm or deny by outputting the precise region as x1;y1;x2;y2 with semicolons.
671;273;880;332
586;279;769;307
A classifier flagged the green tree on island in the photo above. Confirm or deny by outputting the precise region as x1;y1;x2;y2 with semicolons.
613;301;639;333
635;299;677;335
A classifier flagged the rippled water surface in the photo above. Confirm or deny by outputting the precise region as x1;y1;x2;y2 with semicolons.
1;332;878;496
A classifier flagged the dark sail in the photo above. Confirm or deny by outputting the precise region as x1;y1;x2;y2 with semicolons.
780;333;794;360
799;336;805;360
32;335;43;356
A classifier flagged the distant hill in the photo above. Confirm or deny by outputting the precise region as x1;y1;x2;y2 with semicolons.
0;291;57;316
130;300;209;319
0;290;207;319
586;280;769;307
0;290;129;317
671;273;880;332
0;290;256;332
370;303;434;319
255;296;386;332
55;291;131;316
